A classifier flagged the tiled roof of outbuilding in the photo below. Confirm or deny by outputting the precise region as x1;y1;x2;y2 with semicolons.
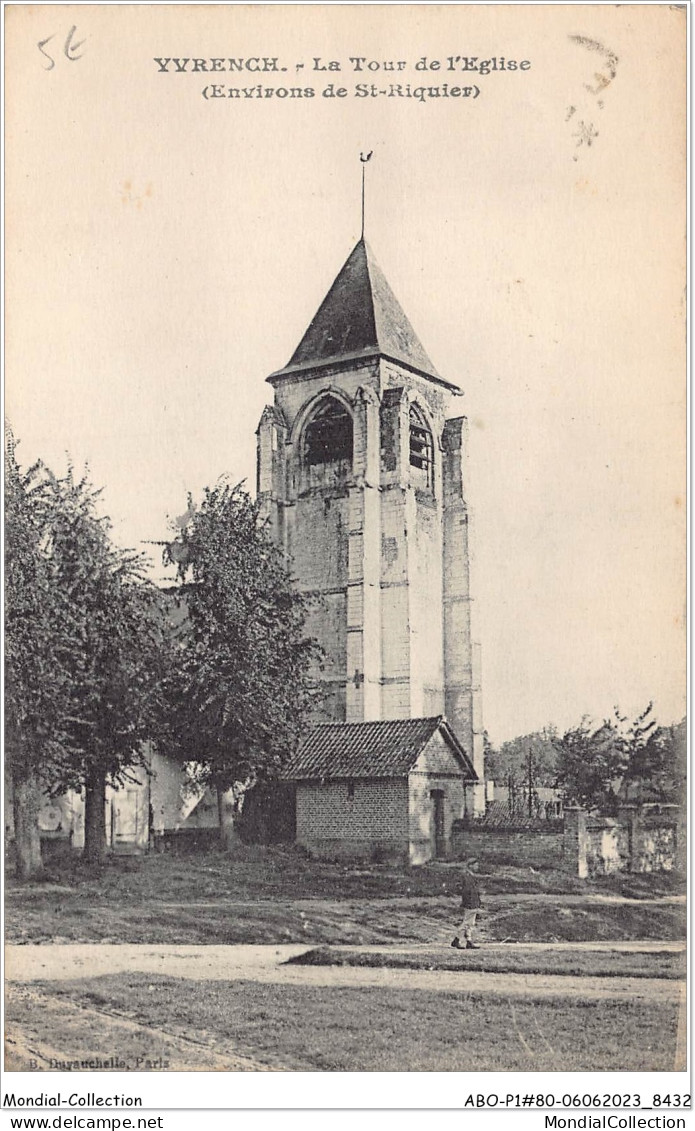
282;716;477;781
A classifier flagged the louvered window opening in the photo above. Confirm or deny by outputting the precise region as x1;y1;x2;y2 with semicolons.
409;406;434;490
305;399;353;466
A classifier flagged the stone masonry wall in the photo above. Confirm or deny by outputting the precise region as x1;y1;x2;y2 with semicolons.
410;496;445;718
257;354;481;763
291;492;349;723
409;733;472;863
409;772;467;865
563;806;680;877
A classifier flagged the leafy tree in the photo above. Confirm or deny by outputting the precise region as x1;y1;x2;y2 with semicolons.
621;715;686;803
554;716;624;813
481;730;497;796
512;706;681;815
5;438;75;877
6;441;169;870
485;728;558;817
163;479;320;847
39;465;169;862
612;702;657;782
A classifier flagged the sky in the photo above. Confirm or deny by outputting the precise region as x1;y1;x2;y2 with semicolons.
5;4;686;745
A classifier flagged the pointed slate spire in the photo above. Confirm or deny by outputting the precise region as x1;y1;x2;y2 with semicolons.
268;239;459;391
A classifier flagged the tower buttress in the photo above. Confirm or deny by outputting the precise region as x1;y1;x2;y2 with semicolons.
443;417;484;807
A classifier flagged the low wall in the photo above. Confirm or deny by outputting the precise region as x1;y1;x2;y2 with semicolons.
633;814;678;873
451;823;564;869
564;805;681;877
585;817;629;876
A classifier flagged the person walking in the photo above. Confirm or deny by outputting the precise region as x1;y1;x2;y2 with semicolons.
451;860;483;950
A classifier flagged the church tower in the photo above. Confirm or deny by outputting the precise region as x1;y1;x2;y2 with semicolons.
257;237;485;808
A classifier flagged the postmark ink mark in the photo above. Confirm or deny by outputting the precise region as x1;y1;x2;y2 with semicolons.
573;121;598;150
572;120;599;162
569;34;619;93
38;26;86;70
566;34;618;158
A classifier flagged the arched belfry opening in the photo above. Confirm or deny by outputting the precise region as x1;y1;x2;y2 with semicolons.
409;403;434;491
303;396;353;489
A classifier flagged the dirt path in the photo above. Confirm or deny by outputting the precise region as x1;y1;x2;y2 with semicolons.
338;940;686;953
6;943;686;1074
86;893;685;910
5;943;684;1002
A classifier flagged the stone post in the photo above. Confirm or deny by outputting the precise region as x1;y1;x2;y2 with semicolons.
618;803;639;872
563;806;588;877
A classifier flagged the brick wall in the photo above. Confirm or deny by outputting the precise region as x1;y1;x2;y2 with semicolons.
296;778;408;838
296;777;409;862
451;823;564;868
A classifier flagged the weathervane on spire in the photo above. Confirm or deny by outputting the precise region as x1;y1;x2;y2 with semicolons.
360;151;373;238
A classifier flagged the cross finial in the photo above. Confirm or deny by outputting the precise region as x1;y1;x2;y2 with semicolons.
360;151;373;239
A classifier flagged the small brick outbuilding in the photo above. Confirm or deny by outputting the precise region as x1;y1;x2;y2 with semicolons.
283;716;477;865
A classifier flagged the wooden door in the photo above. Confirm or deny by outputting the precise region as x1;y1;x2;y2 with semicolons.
431;790;445;858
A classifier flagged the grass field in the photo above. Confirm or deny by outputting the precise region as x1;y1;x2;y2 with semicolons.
287;945;686;979
5;974;682;1072
14;843;688;900
6;850;685;1074
5;847;687;946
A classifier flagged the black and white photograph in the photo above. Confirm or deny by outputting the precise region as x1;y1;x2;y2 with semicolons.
3;0;687;1112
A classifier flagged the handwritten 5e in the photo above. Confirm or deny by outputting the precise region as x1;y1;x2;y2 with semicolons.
38;26;86;70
